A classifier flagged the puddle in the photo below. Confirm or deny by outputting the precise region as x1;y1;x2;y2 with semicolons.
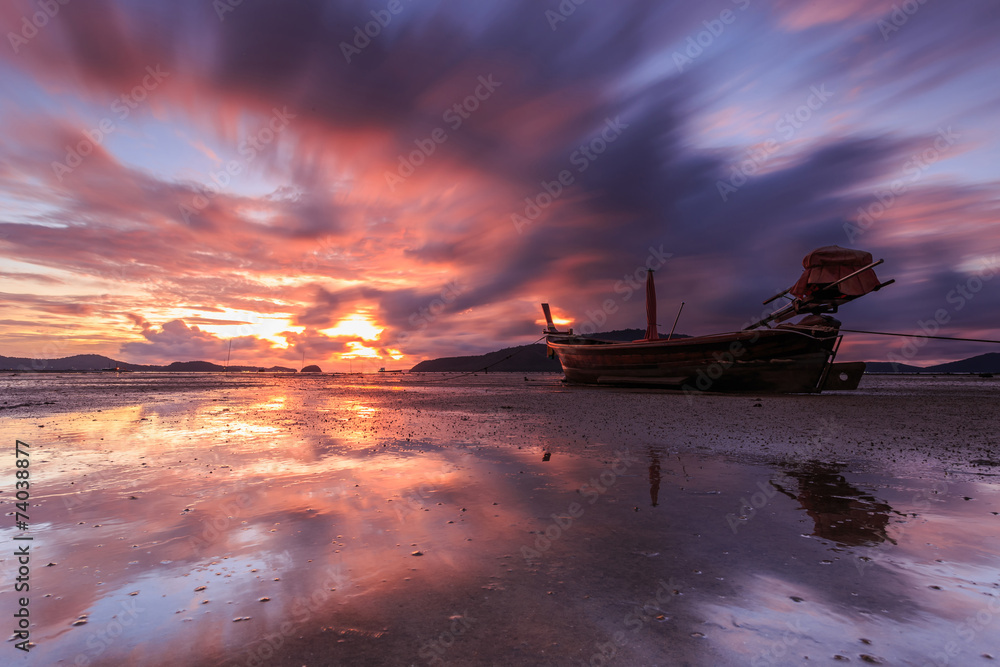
0;374;997;665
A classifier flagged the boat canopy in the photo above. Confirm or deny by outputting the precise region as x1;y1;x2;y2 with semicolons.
790;246;882;300
747;245;894;329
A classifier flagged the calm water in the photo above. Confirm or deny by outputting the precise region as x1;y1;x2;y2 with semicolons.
0;373;998;665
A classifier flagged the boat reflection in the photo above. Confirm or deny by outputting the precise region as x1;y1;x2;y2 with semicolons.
772;461;894;546
648;447;661;507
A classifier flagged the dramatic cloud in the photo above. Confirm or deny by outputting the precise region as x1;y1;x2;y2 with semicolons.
1;0;998;368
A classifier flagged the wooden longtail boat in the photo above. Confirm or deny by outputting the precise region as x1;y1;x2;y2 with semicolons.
542;246;894;393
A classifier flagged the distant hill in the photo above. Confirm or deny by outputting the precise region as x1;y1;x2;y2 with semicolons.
921;352;1000;373
0;354;157;373
0;354;158;372
864;361;925;373
409;336;1000;375
163;360;224;372
867;353;1000;374
3;347;997;375
0;354;297;373
409;329;690;373
410;344;558;372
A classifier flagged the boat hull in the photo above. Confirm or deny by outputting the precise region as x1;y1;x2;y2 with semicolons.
547;328;843;393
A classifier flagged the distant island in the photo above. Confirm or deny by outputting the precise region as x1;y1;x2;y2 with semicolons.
410;344;560;373
410;329;686;372
3;345;999;376
865;353;1000;374
0;354;297;373
411;331;1000;375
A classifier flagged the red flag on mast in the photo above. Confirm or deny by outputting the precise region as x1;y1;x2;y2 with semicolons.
644;269;658;340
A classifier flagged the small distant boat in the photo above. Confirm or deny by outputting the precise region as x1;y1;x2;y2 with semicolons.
542;246;894;394
377;368;405;374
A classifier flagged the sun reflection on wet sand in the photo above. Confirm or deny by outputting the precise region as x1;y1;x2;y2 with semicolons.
0;374;997;665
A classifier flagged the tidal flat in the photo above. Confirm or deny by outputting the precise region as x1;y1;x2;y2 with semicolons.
1;373;998;666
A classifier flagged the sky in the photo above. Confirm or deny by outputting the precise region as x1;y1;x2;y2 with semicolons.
1;0;998;371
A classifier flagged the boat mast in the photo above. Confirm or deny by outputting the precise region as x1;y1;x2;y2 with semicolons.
667;302;685;341
644;269;659;340
225;340;232;371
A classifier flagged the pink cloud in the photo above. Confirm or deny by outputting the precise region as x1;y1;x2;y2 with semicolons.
773;0;897;30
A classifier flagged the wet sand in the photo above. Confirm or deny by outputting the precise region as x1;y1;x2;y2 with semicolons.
1;373;998;666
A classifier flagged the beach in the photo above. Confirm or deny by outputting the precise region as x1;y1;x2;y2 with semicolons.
1;373;998;666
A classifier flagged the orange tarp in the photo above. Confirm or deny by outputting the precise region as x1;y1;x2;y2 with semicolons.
790;245;881;298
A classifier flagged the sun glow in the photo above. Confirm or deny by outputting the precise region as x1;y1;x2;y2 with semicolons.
182;309;303;348
340;341;405;361
319;313;403;361
320;314;383;341
342;341;381;359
